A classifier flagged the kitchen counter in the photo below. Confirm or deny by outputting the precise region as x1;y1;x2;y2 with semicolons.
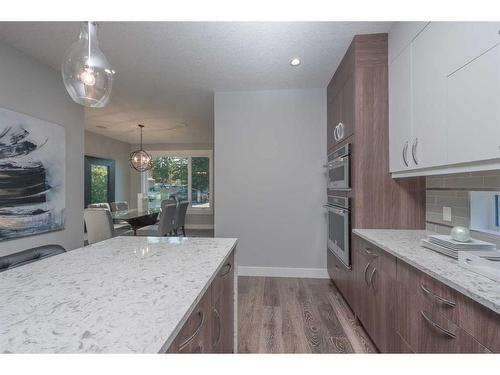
0;236;237;353
353;229;500;315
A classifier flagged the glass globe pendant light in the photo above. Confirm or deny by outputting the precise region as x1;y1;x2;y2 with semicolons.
129;125;152;172
61;22;114;107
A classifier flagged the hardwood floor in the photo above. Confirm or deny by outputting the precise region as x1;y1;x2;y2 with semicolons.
238;276;376;353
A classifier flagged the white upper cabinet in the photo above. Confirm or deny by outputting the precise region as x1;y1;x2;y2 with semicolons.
389;45;412;172
388;22;429;64
411;23;448;169
446;43;500;164
440;22;500;75
389;22;500;177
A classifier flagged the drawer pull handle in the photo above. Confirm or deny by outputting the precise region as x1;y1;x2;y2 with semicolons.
363;262;371;286
364;247;379;257
179;311;205;351
420;283;456;308
220;262;232;278
421;310;456;339
368;267;377;287
213;307;221;347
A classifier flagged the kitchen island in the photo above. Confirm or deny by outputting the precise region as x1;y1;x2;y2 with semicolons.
0;236;237;353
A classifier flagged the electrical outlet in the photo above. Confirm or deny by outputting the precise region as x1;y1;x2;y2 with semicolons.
443;206;452;222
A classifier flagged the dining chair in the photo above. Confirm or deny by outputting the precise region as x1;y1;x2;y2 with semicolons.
87;202;131;232
84;208;119;245
174;201;190;236
136;202;177;236
110;201;129;212
0;245;66;273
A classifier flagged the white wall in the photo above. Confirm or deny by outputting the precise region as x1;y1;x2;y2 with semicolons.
214;89;327;278
85;131;131;203
0;41;84;256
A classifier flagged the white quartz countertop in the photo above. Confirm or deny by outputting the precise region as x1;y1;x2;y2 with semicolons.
353;229;500;315
0;236;237;353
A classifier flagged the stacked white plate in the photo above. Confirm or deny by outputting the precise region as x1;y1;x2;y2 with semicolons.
421;235;496;259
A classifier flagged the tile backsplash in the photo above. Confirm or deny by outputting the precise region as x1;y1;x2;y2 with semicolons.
426;170;500;247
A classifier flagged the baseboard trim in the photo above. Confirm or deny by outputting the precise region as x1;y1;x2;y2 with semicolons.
238;266;329;279
185;224;214;230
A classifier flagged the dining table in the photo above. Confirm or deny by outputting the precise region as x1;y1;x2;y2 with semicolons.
111;208;160;235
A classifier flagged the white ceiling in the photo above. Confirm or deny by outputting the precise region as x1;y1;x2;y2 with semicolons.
0;22;392;144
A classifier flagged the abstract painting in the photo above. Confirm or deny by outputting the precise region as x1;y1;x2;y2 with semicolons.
0;107;65;241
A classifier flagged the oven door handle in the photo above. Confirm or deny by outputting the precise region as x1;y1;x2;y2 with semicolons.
323;205;348;215
327;158;347;170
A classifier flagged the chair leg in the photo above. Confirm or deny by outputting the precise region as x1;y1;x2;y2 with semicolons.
182;226;186;237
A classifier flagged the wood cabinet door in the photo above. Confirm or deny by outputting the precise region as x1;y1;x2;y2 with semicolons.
352;236;398;353
170;285;213;353
388;44;412;172
352;243;374;336
327;247;356;312
367;248;397;352
212;252;235;353
340;75;355;142
327;90;343;152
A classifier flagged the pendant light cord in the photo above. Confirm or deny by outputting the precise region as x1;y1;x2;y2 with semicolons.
88;21;92;67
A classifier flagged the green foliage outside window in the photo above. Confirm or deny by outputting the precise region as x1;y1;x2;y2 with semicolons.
90;165;109;204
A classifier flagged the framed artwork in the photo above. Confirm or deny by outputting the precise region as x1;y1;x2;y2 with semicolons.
0;107;65;241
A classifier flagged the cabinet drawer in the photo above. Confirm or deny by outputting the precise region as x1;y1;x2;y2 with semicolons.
167;286;212;353
397;261;499;352
397;291;489;353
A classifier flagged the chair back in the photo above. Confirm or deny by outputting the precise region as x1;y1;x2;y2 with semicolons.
110;201;129;212
84;208;114;244
0;245;66;273
158;202;177;236
88;202;111;211
175;201;190;229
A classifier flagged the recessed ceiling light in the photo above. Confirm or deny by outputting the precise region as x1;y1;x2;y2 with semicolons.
290;58;301;67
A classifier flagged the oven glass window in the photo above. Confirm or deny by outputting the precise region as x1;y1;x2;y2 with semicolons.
329;211;345;251
329;165;345;183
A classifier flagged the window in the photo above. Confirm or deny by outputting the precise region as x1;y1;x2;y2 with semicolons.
143;151;212;211
469;191;500;235
84;156;115;207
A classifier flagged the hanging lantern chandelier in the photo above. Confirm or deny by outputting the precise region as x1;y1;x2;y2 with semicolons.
129;125;152;172
61;21;114;107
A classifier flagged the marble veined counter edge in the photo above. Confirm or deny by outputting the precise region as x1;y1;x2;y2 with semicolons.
0;236;238;353
352;229;500;315
158;240;238;353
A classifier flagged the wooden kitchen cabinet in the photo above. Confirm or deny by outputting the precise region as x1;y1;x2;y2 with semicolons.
327;246;356;312
167;285;213;353
396;260;496;353
353;236;398;353
350;234;500;353
327;90;343;151
166;251;235;353
212;252;235;353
